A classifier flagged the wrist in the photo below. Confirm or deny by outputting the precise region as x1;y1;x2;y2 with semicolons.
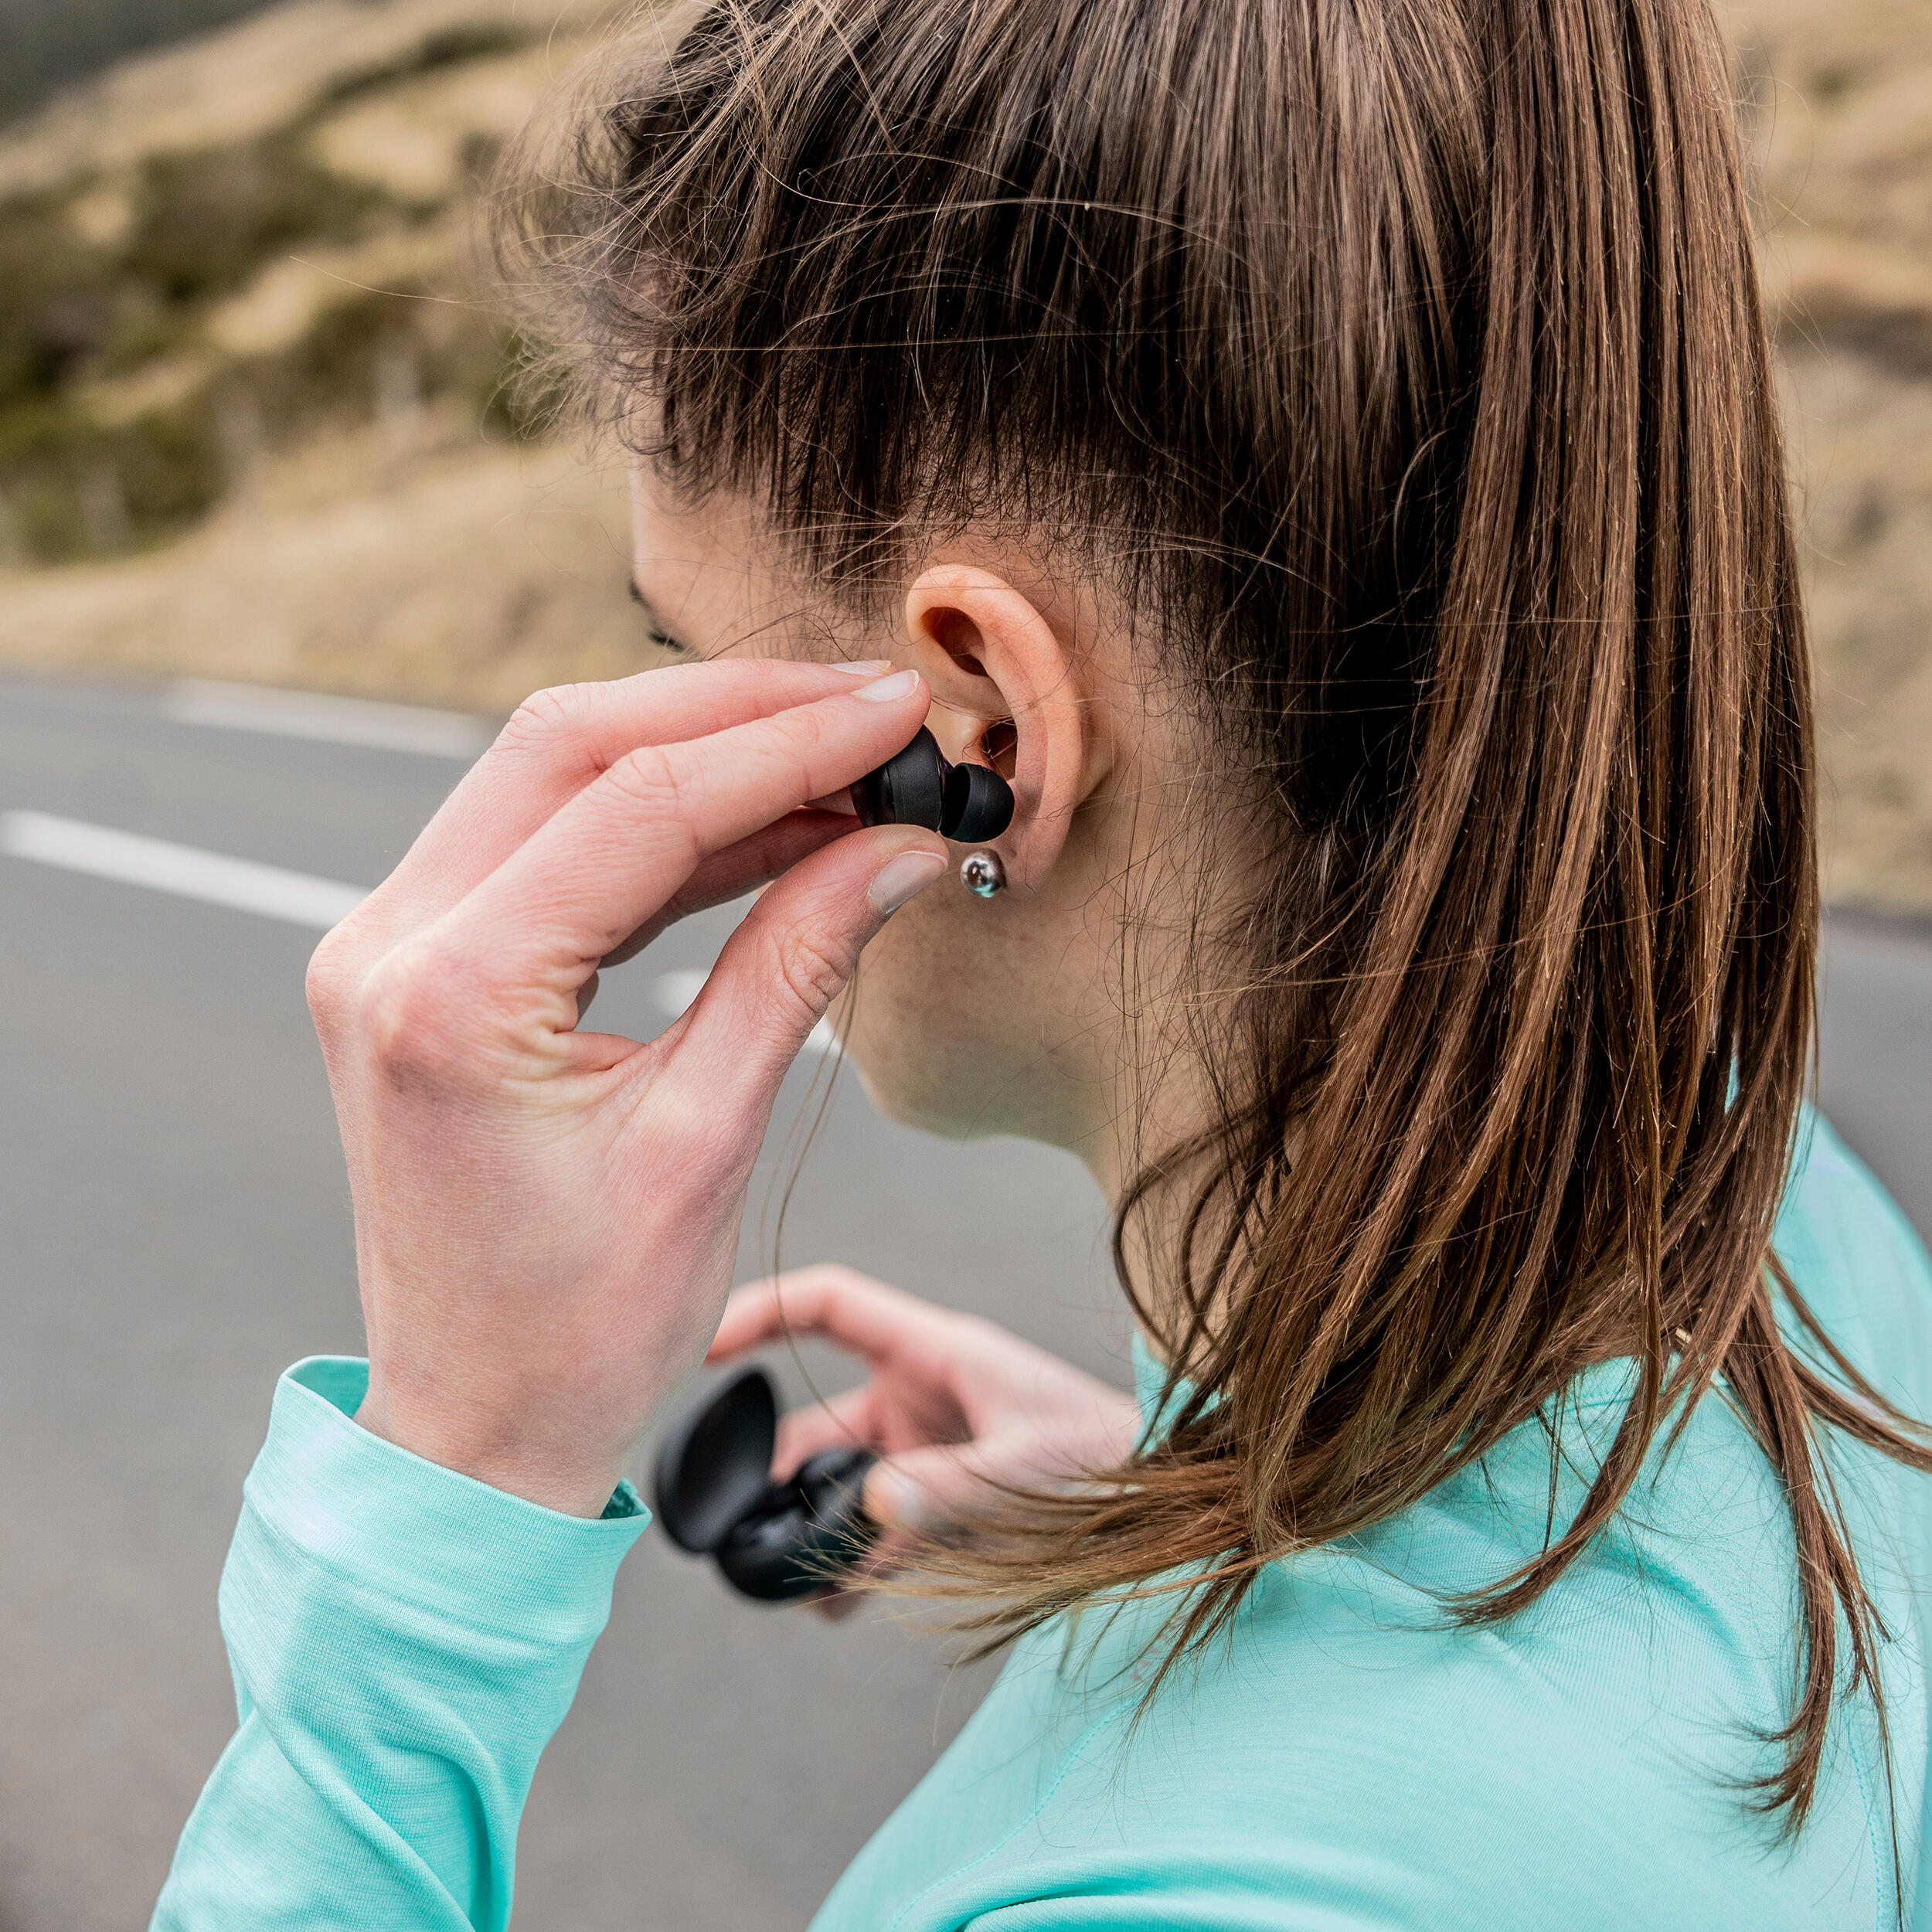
354;1380;628;1520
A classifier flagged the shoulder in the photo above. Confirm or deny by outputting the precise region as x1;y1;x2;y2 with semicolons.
975;1547;1880;1931
944;1350;1892;1929
843;1116;1928;1932
863;1549;1874;1932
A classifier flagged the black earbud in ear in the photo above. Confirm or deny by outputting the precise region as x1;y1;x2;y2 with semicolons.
653;1367;878;1601
941;760;1014;844
852;726;1014;843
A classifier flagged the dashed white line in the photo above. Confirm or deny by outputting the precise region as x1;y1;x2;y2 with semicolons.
1;811;366;930
2;815;846;1049
162;679;495;760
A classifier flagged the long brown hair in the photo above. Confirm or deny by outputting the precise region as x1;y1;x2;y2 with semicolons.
503;0;1932;1834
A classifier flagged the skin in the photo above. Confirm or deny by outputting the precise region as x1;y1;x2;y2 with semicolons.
621;478;1158;1164
322;461;1204;1529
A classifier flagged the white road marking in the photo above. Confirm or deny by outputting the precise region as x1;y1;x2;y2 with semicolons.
649;968;840;1056
2;817;845;1041
162;679;495;760
1;811;366;930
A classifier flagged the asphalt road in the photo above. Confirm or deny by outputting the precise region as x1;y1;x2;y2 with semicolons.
1;668;1927;1932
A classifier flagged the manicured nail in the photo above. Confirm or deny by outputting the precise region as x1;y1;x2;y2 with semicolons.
868;849;947;917
854;668;921;702
830;658;895;675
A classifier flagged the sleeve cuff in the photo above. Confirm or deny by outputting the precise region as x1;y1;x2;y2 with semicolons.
242;1355;651;1646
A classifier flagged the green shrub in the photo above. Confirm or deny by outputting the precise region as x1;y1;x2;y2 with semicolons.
0;396;222;560
0;189;114;412
0;15;547;565
320;25;532;107
112;403;223;532
474;328;566;440
122;134;388;304
7;474;90;562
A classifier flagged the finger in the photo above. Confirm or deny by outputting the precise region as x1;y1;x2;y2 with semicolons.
599;808;850;968
433;672;935;1004
668;825;947;1109
864;1439;1013;1532
353;658;894;941
709;1268;959;1366
770;1386;876;1478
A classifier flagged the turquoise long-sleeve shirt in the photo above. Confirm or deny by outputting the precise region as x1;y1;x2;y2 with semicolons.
155;1114;1932;1930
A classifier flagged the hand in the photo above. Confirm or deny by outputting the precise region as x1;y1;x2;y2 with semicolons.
304;660;951;1517
707;1267;1141;1604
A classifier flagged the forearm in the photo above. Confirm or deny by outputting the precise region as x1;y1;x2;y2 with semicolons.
153;1358;648;1930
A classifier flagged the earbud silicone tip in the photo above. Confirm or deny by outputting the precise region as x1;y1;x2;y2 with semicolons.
940;761;1015;842
854;725;1015;844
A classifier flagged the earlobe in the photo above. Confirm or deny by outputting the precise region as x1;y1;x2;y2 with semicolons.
902;565;1094;888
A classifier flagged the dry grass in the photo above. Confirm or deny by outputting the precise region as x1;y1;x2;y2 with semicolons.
1730;0;1932;911
0;418;651;709
0;0;652;675
0;0;622;202
0;0;1927;910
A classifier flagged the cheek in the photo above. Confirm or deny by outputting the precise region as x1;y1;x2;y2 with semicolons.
835;876;1020;1136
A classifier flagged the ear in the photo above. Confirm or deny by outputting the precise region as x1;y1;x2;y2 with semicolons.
900;566;1100;886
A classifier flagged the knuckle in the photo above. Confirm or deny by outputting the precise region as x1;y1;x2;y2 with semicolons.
789;1264;859;1318
808;1263;872;1296
777;707;838;796
823;1264;893;1314
304;927;356;1030
606;743;686;817
825;1269;897;1326
355;936;470;1087
501;682;600;759
771;926;849;1021
775;695;832;752
644;1076;704;1142
766;1269;830;1323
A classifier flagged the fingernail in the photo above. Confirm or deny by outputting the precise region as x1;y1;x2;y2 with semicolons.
830;658;895;675
868;849;947;917
865;1463;927;1530
853;667;922;703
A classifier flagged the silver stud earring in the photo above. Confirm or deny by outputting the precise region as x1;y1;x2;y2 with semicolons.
959;850;1006;898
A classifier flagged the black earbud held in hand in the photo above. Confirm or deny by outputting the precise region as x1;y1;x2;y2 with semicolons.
853;727;1014;844
653;1367;879;1601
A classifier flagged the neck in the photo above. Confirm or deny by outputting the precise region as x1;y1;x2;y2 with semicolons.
1066;1037;1227;1365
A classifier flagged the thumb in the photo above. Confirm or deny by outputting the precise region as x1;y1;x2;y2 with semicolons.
672;828;947;1111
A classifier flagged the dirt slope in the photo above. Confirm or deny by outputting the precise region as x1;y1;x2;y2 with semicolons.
0;0;1927;909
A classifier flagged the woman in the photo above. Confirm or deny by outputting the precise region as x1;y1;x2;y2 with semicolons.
153;0;1932;1925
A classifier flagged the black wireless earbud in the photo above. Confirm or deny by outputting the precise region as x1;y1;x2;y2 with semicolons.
852;727;1014;844
653;1366;879;1601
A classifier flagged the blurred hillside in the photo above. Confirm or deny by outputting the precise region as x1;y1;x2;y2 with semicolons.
1725;0;1932;916
0;0;1927;908
0;0;281;124
0;0;653;712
